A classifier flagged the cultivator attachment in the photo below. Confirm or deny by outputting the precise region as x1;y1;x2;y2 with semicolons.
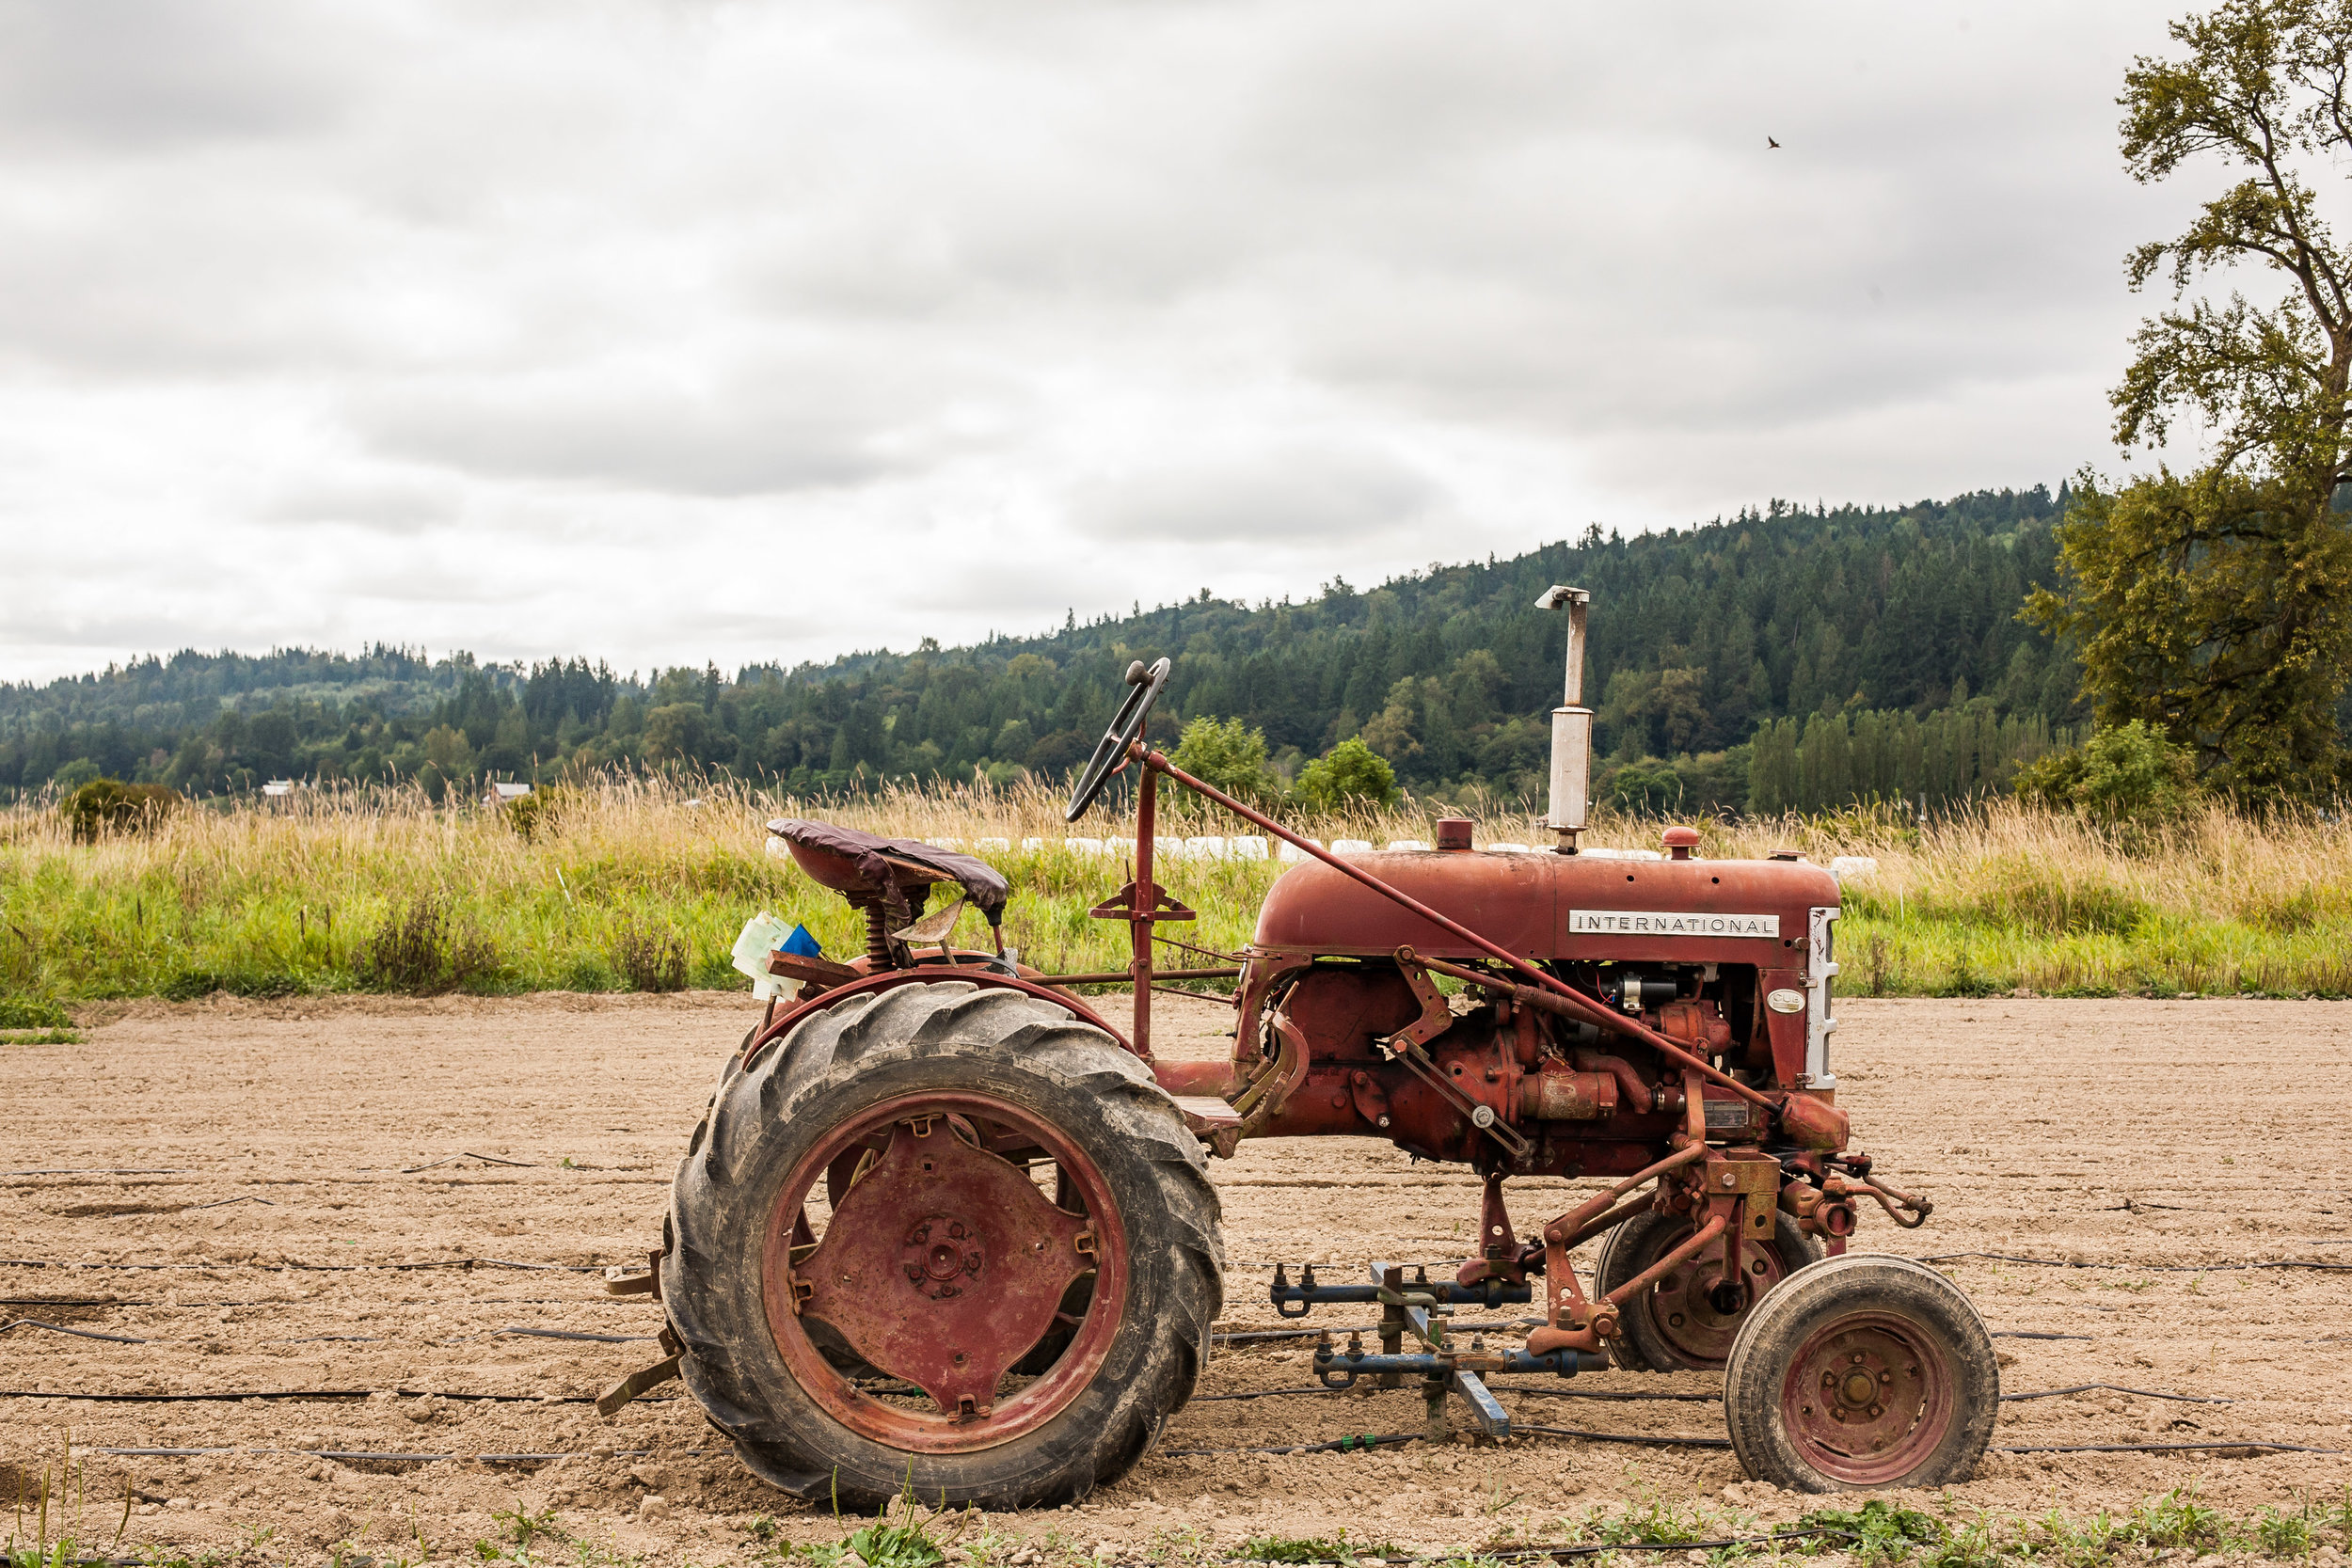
1279;1261;1603;1442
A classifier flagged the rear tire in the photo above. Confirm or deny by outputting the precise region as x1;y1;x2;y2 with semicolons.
1723;1253;1997;1492
1597;1208;1821;1371
663;980;1223;1512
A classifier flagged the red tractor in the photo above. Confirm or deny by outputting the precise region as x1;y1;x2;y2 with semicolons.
632;585;1997;1511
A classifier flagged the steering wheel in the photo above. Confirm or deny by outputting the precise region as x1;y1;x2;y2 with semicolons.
1064;657;1172;822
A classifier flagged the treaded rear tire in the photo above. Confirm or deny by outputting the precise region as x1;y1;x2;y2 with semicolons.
662;980;1224;1512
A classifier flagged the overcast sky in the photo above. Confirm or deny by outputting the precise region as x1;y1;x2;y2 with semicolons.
0;0;2199;684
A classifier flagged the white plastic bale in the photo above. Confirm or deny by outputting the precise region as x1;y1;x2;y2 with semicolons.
1829;855;1879;881
973;837;1012;852
1065;837;1106;855
1329;839;1375;855
1486;843;1533;854
1386;839;1432;851
1228;836;1269;861
1276;839;1320;863
1020;837;1045;851
1153;835;1187;860
1184;835;1229;860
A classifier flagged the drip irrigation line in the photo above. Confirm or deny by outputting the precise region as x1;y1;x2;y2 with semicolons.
1351;1529;1856;1564
85;1446;719;1464
0;1386;679;1404
268;1337;385;1344
4;1169;187;1176
493;1327;658;1343
0;1297;121;1307
1192;1386;1337;1402
1995;1440;2338;1455
0;1318;149;1343
1515;1423;1731;1449
1481;1385;1715;1403
0;1257;607;1274
1920;1251;2352;1274
2001;1383;2233;1405
1992;1331;2090;1340
189;1196;276;1211
1163;1432;1422;1457
401;1153;540;1173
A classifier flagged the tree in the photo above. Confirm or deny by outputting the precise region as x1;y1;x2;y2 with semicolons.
1168;716;1282;809
1295;737;1399;813
2028;0;2352;798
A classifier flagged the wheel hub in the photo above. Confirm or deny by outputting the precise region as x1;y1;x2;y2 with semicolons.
1785;1319;1947;1481
1645;1236;1788;1363
906;1218;983;1297
789;1119;1091;1420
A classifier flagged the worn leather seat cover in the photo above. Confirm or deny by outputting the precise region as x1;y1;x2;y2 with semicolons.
766;817;1010;927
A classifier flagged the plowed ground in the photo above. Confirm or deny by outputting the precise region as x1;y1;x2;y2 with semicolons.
4;995;2348;1564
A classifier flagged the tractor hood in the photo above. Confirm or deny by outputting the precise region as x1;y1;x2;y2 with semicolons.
1250;847;1840;966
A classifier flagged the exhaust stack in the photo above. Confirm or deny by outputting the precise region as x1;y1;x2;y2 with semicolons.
1534;584;1591;854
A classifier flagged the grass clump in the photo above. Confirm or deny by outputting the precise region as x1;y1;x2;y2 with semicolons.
1234;1528;1393;1563
0;997;78;1045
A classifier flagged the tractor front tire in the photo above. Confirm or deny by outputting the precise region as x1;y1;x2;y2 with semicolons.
1597;1208;1822;1371
1723;1253;1998;1492
663;981;1224;1512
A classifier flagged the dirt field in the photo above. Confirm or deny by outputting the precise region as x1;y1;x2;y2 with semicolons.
5;993;2349;1564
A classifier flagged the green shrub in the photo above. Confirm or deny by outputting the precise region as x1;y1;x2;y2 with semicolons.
2014;721;2197;825
0;998;72;1029
612;916;687;992
1295;737;1398;813
59;779;182;842
356;898;500;993
501;786;569;842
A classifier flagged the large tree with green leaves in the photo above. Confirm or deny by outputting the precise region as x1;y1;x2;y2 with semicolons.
2029;0;2352;799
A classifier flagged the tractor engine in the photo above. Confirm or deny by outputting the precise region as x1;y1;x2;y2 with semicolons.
1210;828;1849;1185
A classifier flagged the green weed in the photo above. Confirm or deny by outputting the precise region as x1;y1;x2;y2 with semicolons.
1794;1499;1947;1561
2119;1487;2235;1553
2255;1502;2315;1558
492;1503;567;1550
1232;1531;1387;1564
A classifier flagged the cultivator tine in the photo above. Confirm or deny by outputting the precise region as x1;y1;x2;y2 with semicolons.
1450;1369;1510;1438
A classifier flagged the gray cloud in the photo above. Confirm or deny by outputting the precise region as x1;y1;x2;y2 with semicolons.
0;0;2201;680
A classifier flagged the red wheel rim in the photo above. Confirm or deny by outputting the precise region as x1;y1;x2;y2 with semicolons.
1639;1227;1796;1365
760;1091;1129;1453
1779;1309;1956;1485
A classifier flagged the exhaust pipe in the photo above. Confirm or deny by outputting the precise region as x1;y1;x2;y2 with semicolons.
1534;585;1591;854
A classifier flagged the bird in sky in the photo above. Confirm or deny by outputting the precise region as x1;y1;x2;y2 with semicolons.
1768;136;1781;149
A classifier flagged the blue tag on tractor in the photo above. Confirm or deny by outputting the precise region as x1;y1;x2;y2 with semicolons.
780;925;823;958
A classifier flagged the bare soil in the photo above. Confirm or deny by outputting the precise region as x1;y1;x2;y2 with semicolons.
5;993;2348;1563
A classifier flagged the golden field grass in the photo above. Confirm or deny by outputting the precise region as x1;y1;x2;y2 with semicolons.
0;773;2347;1001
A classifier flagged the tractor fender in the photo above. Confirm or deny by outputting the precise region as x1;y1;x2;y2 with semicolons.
742;970;1135;1069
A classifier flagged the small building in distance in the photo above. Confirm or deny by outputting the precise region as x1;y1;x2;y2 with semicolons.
483;781;532;806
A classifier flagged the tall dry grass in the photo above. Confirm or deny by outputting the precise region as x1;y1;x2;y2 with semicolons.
3;774;2350;1000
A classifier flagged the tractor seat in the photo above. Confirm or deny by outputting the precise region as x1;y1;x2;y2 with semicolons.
766;818;1010;929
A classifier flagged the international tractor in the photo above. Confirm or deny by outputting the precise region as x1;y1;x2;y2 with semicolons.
606;585;1997;1511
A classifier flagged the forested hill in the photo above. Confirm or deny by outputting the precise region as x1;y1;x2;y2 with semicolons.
0;484;2081;814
